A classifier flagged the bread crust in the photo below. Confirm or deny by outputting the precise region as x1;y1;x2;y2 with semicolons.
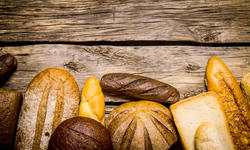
15;68;80;150
170;92;235;150
106;101;177;150
79;77;105;125
206;57;250;149
0;88;22;150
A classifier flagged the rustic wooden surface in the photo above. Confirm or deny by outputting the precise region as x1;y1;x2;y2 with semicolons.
0;0;250;43
1;44;249;116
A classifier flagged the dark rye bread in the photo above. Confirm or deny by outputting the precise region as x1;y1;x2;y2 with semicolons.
0;88;22;150
48;117;112;150
0;54;17;85
100;73;180;104
15;68;80;150
106;101;177;150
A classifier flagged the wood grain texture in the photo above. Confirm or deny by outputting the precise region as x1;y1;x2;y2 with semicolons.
0;0;249;43
0;44;249;116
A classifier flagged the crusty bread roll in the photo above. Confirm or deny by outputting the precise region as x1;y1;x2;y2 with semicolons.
195;122;227;150
107;101;177;150
15;68;80;150
170;92;235;150
206;56;250;149
79;77;105;125
0;88;22;150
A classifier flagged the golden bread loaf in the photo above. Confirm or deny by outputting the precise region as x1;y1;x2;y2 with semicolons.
79;77;105;125
206;56;250;149
170;92;235;150
106;101;177;150
15;68;80;150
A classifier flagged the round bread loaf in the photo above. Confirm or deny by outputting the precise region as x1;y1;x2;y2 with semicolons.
106;101;177;150
48;117;112;150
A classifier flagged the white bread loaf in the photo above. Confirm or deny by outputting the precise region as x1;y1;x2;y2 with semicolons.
170;92;235;150
15;68;80;150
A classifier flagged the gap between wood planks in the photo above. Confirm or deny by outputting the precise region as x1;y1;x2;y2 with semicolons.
1;41;250;47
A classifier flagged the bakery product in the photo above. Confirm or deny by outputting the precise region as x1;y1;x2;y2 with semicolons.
15;68;80;150
170;92;235;150
48;117;112;150
206;56;250;149
100;73;180;104
0;88;22;150
241;73;250;105
79;77;105;125
0;53;17;84
106;101;177;150
195;122;228;150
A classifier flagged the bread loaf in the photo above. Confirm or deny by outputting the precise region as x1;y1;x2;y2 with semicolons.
0;88;22;150
106;101;177;150
0;53;17;84
100;73;180;104
15;68;80;150
170;92;235;150
79;77;105;125
48;117;112;150
195;122;228;150
206;56;250;149
241;73;250;105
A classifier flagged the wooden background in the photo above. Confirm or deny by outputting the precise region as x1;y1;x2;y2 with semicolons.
0;0;250;149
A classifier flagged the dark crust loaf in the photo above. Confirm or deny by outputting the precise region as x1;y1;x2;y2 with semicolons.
106;101;177;150
0;88;22;150
100;73;180;104
0;54;17;84
48;117;112;150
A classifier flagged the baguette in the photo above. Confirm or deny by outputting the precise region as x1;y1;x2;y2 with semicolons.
206;57;250;149
15;68;80;150
100;73;180;104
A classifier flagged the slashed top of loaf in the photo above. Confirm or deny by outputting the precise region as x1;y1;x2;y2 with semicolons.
15;68;79;150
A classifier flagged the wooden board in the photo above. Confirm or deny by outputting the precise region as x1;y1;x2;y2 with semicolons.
0;0;250;43
1;44;249;116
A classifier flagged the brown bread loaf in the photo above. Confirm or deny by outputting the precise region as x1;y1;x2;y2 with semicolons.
0;54;17;84
48;117;112;150
106;101;177;150
206;56;250;149
15;68;80;150
100;73;180;104
0;88;22;150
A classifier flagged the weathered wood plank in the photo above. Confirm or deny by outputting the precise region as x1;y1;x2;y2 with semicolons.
0;0;249;43
1;45;249;108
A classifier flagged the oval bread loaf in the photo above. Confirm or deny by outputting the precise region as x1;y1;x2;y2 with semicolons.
15;68;80;150
100;73;180;104
106;101;177;150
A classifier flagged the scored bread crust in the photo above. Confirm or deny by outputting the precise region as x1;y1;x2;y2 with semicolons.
15;68;80;150
170;92;235;150
106;101;177;150
206;57;250;149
